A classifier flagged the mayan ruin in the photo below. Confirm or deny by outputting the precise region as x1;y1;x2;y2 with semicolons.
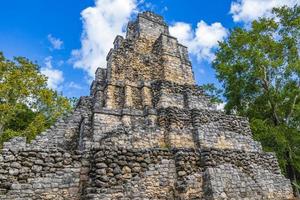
0;11;295;199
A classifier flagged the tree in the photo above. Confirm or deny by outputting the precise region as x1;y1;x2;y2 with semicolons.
213;5;300;196
202;83;223;104
0;53;73;146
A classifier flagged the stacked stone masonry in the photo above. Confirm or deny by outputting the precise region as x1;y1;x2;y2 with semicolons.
0;11;294;199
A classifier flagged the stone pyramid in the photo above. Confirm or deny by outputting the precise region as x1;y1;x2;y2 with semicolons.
0;11;294;200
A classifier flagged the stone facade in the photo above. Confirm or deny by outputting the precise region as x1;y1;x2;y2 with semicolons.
0;11;294;199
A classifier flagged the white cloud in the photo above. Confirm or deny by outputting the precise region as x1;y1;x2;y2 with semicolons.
230;0;299;23
47;34;63;50
41;56;64;90
67;81;83;90
170;21;228;62
70;0;138;78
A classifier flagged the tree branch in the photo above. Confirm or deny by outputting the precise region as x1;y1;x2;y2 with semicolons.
260;65;280;125
286;92;299;125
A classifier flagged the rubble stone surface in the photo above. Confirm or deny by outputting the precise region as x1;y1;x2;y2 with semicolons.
0;11;294;199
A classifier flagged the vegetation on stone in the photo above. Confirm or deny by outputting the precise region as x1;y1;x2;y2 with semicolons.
213;5;300;195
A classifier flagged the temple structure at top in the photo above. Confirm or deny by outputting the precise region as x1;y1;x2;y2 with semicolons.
103;11;195;85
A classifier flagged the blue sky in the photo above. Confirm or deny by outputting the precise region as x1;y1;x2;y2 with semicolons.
0;0;298;97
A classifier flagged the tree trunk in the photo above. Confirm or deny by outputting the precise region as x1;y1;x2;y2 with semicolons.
0;123;3;138
287;150;300;197
291;166;300;198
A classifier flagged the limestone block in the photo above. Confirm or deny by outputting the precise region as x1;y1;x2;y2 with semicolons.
124;85;133;108
141;86;152;108
105;85;117;109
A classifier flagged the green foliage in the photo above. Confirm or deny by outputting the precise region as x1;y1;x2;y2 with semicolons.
202;83;223;104
0;53;74;147
293;181;300;191
251;119;300;174
213;5;300;195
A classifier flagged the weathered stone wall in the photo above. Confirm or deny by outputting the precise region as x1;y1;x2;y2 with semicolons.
22;96;93;151
91;104;259;152
0;148;83;199
107;11;194;86
152;81;214;110
84;147;204;200
201;148;294;199
85;147;176;199
92;79;215;112
191;109;262;152
126;11;169;42
153;34;195;85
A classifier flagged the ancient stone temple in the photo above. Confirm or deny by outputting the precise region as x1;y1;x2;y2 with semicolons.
0;11;295;200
